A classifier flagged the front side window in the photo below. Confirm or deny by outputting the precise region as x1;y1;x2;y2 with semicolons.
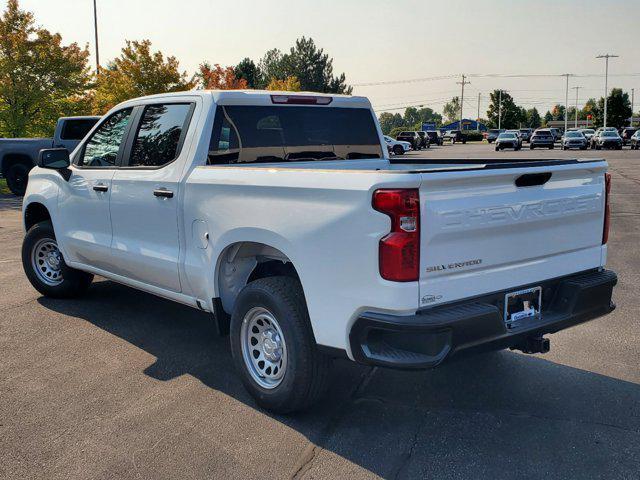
208;105;382;164
78;108;133;167
61;119;99;140
128;103;192;167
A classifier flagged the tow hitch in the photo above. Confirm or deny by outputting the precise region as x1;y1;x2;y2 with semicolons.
511;336;550;354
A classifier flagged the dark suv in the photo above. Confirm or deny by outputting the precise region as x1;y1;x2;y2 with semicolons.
425;130;443;146
396;131;421;150
416;131;431;149
620;127;638;146
442;130;467;144
529;129;555;149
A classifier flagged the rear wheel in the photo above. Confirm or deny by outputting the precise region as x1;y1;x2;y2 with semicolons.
21;221;93;298
6;162;31;196
549;145;554;150
230;276;331;413
393;145;404;155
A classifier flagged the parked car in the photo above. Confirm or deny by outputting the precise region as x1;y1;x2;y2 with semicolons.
519;128;533;142
416;131;431;149
424;130;443;146
630;130;640;150
505;130;524;147
529;129;555;149
0;116;100;195
396;131;420;150
21;90;617;413
495;132;521;151
384;135;411;155
484;128;504;143
592;130;623;150
442;130;467;144
561;131;588;150
549;128;562;142
580;128;596;143
620;127;638;146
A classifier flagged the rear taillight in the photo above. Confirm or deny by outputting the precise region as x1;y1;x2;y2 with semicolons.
602;172;612;244
373;189;420;282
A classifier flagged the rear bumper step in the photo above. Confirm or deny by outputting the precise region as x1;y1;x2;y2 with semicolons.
349;269;617;369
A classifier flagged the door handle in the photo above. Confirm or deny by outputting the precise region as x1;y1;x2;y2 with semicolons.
153;188;174;198
93;184;109;192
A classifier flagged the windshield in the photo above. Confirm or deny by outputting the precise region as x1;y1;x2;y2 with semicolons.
602;131;618;137
581;129;595;134
499;133;516;139
566;132;583;138
208;105;383;164
534;131;551;136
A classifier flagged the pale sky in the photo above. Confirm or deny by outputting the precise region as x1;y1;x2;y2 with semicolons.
10;0;640;117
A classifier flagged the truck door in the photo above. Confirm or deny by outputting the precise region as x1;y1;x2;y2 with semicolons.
57;108;134;269
108;102;195;293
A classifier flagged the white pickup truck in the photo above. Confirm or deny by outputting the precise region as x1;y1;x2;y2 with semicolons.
21;90;617;413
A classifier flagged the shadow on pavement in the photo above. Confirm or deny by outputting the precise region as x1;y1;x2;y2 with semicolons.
38;279;640;479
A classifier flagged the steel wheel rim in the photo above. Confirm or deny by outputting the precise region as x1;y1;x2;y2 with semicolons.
31;238;63;286
240;307;287;389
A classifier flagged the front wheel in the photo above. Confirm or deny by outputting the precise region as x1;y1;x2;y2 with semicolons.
21;221;93;298
393;145;404;155
230;276;331;413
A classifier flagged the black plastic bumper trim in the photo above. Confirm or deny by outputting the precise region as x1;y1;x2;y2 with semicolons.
349;269;617;369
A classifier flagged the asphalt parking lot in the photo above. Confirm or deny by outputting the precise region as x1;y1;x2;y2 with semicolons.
1;144;639;479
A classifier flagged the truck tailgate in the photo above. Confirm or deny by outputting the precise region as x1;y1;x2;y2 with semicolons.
417;160;608;308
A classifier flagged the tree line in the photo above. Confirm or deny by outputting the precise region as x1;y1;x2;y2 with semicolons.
0;0;351;137
379;88;636;135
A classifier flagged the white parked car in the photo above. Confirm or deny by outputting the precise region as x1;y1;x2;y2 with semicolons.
384;135;411;155
561;131;588;150
21;90;617;413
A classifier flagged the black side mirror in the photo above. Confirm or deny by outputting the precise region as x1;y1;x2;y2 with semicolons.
37;148;71;181
38;148;70;169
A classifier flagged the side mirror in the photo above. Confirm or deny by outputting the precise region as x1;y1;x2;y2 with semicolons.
38;148;70;169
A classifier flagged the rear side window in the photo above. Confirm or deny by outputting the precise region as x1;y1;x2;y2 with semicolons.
60;119;99;140
77;108;133;167
128;103;192;167
208;105;382;164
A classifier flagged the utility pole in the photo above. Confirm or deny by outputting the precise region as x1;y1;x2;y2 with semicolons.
477;92;481;130
93;0;100;75
562;74;572;133
498;90;503;130
596;54;619;128
457;74;470;130
572;86;582;129
631;88;635;127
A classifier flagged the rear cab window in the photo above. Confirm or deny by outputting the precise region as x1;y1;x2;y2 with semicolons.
208;105;382;164
60;119;99;140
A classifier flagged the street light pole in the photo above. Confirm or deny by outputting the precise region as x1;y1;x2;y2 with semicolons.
93;0;100;75
596;54;618;128
562;74;571;133
631;88;635;127
572;86;582;129
498;90;502;130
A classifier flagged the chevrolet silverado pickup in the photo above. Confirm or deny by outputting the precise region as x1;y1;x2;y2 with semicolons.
1;116;100;195
21;90;617;413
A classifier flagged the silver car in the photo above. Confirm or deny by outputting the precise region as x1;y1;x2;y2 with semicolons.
562;131;588;150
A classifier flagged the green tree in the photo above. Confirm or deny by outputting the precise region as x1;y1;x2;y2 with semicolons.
92;39;194;114
403;106;442;128
443;97;460;124
258;38;351;94
551;104;565;121
0;0;92;137
234;57;261;88
596;88;632;128
486;90;520;129
526;107;541;128
378;112;404;134
543;110;553;126
582;98;600;126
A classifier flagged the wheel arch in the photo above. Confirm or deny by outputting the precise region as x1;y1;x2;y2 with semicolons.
23;201;52;232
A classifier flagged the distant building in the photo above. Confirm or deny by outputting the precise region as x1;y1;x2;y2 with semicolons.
438;119;488;132
546;120;595;130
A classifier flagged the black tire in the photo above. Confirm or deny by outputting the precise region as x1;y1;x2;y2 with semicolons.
515;146;521;151
6;162;31;196
549;145;554;150
230;276;331;413
495;146;500;151
392;145;404;155
530;145;535;150
21;221;93;298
